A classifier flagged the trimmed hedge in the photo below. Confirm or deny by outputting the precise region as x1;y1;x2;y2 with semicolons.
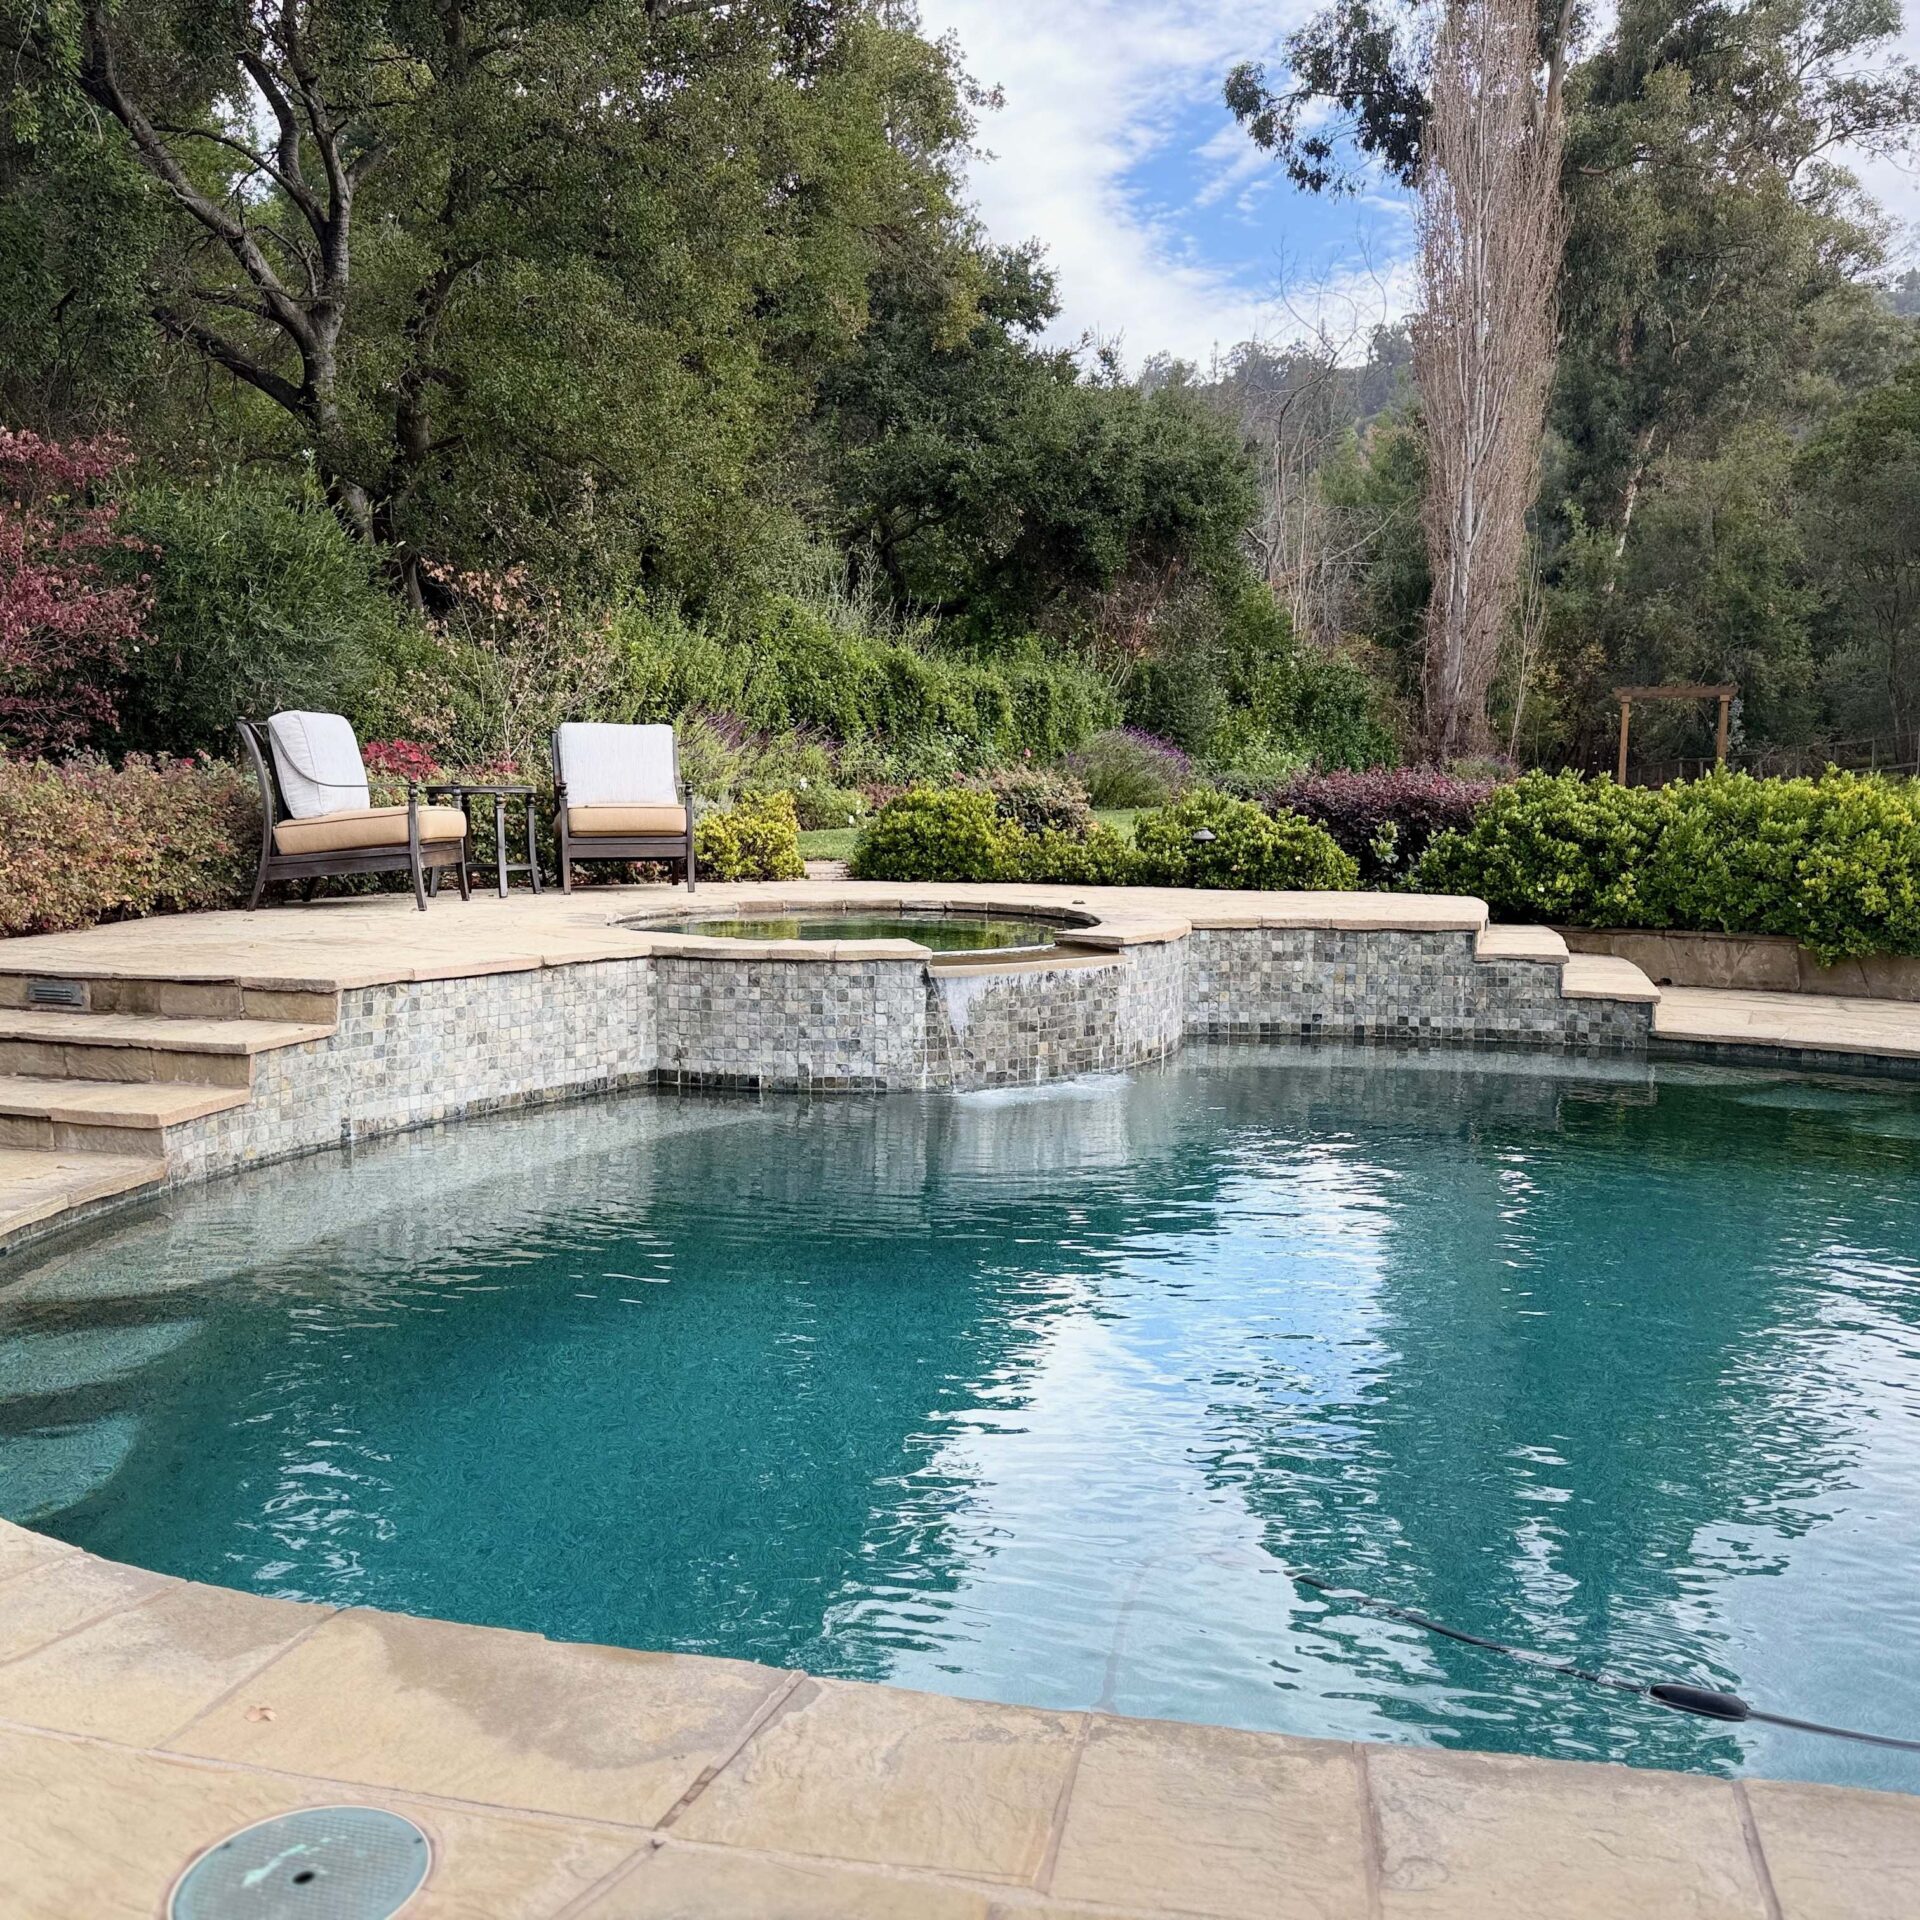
1134;790;1358;891
1412;769;1920;963
0;755;254;935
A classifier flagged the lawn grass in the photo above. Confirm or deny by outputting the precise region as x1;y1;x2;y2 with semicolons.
801;807;1142;868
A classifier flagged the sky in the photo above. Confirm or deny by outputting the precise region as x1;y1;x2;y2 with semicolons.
916;0;1920;372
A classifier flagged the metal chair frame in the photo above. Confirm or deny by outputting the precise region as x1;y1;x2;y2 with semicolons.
237;719;470;912
551;729;696;893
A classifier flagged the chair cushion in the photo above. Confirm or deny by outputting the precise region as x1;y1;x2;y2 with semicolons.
267;711;370;818
566;804;688;838
555;722;678;806
272;805;468;856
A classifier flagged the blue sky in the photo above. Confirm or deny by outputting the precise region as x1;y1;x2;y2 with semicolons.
918;0;1920;371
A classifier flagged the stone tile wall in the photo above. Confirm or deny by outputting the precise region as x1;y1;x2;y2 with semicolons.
1185;928;1652;1051
165;959;656;1182
155;925;1651;1189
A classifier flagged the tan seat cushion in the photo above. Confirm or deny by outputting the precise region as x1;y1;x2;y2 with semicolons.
567;804;687;837
273;805;469;856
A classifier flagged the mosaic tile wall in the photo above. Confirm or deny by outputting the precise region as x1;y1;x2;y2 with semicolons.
153;923;1651;1190
650;954;926;1092
923;943;1187;1089
1185;928;1653;1051
164;958;656;1183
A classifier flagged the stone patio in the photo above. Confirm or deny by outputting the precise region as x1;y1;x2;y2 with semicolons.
6;1518;1918;1919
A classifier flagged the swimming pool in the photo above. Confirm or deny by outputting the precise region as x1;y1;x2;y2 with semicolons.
5;1047;1918;1793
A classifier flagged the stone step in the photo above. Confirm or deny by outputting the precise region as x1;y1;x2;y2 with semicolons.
1473;924;1569;965
0;1076;250;1157
1558;953;1661;1003
0;1009;334;1087
0;973;336;1023
0;1148;163;1248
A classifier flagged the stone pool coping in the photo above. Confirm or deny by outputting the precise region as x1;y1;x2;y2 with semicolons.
5;1513;1917;1919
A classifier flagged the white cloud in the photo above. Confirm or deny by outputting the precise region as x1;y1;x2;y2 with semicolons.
918;0;1345;368
917;1;1920;367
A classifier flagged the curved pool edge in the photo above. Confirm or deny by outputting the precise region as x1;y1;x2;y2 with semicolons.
2;1514;1913;1917
0;881;1661;1261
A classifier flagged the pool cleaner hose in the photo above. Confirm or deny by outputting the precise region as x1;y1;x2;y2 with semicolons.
1288;1570;1920;1754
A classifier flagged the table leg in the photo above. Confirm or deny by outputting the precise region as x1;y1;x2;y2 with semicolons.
525;792;543;893
493;796;510;898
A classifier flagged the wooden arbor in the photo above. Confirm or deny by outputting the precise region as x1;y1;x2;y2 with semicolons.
1612;683;1736;784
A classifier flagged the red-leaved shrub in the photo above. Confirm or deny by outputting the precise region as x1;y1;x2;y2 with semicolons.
0;755;255;936
1272;767;1498;886
0;430;147;757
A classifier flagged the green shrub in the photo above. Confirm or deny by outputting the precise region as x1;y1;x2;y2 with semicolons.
1411;771;1665;925
1639;770;1920;963
616;596;1119;764
790;782;868;830
849;788;1017;882
1064;728;1192;808
976;766;1096;837
693;789;805;882
115;474;406;756
1009;824;1145;886
1135;789;1358;890
0;754;254;935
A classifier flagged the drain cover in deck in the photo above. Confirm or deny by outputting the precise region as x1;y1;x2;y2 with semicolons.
169;1807;430;1920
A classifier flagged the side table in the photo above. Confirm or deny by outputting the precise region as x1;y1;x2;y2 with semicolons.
426;784;543;897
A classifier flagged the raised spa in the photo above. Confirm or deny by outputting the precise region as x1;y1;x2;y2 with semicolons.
6;1048;1920;1796
632;904;1089;956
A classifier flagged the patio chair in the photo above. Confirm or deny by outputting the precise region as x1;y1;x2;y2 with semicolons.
238;713;471;912
552;722;695;893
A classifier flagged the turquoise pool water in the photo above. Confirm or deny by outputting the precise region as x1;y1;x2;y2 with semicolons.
4;1048;1919;1793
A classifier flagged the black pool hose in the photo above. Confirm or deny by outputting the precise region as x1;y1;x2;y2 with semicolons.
1288;1570;1920;1754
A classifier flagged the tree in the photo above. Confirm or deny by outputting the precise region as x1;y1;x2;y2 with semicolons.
816;242;1259;639
1795;359;1920;758
3;1;975;600
1414;0;1570;756
0;428;146;755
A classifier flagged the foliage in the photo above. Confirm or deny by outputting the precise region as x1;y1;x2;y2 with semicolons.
0;427;144;755
1134;789;1359;891
1063;728;1192;809
0;752;252;935
693;789;805;883
361;739;441;784
817;242;1259;638
790;782;868;831
1275;766;1496;885
114;473;407;756
847;786;1015;883
1008;823;1145;886
1412;770;1665;923
974;766;1095;838
614;596;1118;764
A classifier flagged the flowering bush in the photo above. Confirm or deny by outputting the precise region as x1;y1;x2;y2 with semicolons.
0;754;254;936
973;766;1096;838
0;430;147;757
1063;728;1191;809
1274;767;1497;886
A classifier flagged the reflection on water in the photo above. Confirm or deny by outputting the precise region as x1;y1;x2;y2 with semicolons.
4;1045;1920;1793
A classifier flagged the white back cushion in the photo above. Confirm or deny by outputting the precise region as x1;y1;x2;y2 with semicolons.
266;711;369;819
556;723;678;806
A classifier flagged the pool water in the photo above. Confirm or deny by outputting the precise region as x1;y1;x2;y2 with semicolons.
5;1048;1920;1793
634;908;1067;951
